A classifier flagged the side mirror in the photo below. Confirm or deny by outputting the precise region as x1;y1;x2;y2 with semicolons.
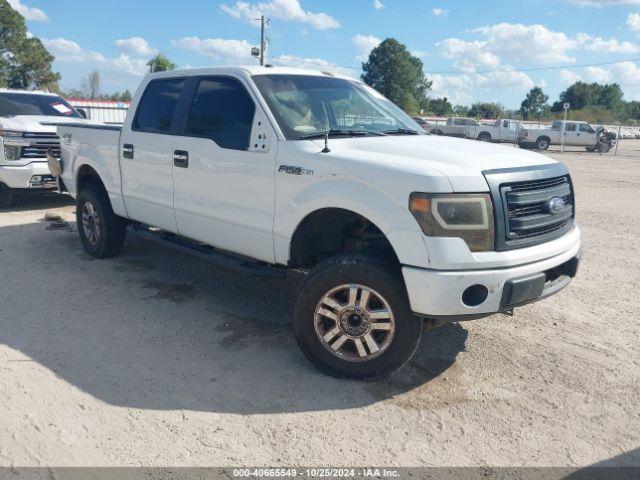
76;108;87;119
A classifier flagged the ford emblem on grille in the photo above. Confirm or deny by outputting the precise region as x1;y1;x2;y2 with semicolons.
547;197;565;214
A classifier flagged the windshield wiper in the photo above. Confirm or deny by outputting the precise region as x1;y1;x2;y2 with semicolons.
299;129;386;140
382;128;421;135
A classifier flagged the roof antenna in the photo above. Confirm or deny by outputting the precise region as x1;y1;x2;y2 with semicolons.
321;101;331;153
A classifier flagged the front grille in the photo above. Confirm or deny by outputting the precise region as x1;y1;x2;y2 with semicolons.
483;165;575;251
17;133;60;159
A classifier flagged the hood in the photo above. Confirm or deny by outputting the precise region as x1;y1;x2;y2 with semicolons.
311;134;558;191
0;115;86;134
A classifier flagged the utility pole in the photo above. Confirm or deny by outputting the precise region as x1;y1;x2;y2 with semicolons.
259;15;267;66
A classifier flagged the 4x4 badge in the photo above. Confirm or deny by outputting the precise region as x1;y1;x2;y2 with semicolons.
278;165;313;176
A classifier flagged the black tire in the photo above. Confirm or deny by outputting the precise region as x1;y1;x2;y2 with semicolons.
0;183;12;209
76;184;126;258
478;132;491;142
535;137;550;151
294;254;422;380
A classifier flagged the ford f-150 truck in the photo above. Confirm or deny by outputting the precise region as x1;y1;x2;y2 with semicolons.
0;89;85;208
50;67;581;379
469;118;522;143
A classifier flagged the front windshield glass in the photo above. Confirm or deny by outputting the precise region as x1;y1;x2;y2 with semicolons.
252;74;423;139
0;93;81;118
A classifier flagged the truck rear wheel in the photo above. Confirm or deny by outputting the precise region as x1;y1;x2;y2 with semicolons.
0;183;13;209
478;132;491;142
535;137;550;150
294;255;422;380
76;185;126;258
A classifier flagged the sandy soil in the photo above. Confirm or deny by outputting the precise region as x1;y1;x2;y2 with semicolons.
0;141;638;467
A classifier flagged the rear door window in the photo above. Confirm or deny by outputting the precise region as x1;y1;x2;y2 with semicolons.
565;123;576;132
133;78;185;133
185;77;256;151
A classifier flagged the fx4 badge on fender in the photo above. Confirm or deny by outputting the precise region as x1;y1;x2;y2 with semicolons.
279;165;313;176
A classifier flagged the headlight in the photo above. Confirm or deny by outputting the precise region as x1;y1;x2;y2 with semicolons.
409;192;495;252
4;145;22;160
1;130;26;161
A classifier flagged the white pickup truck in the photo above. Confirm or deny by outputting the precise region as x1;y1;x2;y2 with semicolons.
518;120;612;152
50;67;581;379
0;89;85;208
428;117;481;137
469;118;522;143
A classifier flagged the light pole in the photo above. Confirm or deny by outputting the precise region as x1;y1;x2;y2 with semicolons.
561;102;570;153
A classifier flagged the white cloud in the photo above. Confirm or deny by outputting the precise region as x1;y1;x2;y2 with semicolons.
8;0;48;21
629;13;640;32
172;37;255;63
432;8;449;17
43;38;148;76
436;38;500;72
220;0;339;30
559;69;581;85
352;34;380;61
471;23;578;65
583;66;613;83
577;33;639;53
428;69;534;106
115;37;158;57
373;0;384;10
43;38;105;63
566;0;640;7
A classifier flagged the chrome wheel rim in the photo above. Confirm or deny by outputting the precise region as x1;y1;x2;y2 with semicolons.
314;284;395;362
81;201;101;246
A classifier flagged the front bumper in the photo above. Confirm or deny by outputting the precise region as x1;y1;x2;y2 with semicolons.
402;237;581;319
0;162;56;190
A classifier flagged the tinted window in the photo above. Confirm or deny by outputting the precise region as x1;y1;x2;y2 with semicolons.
0;93;81;118
454;118;466;126
186;77;255;150
565;123;576;132
579;123;591;132
134;78;185;133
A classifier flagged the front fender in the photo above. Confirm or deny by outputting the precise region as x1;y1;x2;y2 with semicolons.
273;176;430;268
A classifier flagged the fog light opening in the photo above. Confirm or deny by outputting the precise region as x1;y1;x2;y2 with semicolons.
462;284;489;307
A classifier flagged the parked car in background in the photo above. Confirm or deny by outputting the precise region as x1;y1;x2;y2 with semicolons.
411;116;430;131
468;119;522;143
518;120;614;152
429;117;480;137
51;66;581;379
0;89;88;208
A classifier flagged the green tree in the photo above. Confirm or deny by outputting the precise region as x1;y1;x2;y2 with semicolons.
520;87;549;120
0;0;59;90
146;53;176;73
453;105;469;116
468;102;504;119
361;38;431;115
427;97;453;116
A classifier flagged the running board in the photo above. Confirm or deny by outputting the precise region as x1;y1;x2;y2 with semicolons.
129;226;287;278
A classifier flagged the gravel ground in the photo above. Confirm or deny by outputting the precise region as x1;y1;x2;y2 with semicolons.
0;140;639;468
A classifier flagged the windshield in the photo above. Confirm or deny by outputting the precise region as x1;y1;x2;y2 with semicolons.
0;93;81;118
252;74;423;139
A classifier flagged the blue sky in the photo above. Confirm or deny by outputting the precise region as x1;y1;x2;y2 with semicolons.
12;0;640;108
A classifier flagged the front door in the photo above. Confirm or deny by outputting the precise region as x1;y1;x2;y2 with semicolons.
120;77;186;232
563;122;579;146
172;76;277;263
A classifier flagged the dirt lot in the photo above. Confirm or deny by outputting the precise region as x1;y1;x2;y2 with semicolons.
0;141;639;468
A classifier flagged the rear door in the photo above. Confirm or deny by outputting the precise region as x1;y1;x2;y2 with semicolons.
171;75;277;263
578;123;597;146
120;77;186;232
563;122;579;145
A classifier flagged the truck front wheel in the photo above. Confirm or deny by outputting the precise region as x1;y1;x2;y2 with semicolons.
294;255;422;379
0;183;13;209
76;185;126;258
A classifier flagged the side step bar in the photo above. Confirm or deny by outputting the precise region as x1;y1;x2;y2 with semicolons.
129;225;287;279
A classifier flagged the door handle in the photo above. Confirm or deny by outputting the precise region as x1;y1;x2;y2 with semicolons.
174;150;189;168
122;144;134;159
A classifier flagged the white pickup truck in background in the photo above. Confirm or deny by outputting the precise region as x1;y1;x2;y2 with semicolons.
518;120;614;152
50;67;581;379
469;118;522;143
0;89;86;208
